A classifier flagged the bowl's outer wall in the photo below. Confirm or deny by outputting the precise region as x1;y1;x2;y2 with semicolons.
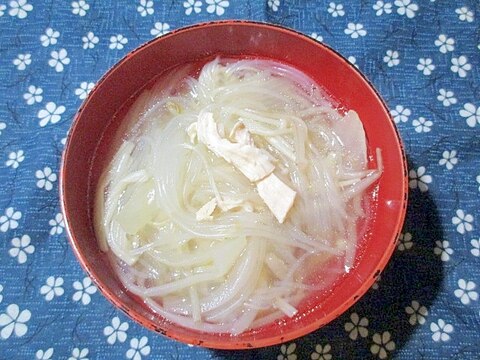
60;21;408;349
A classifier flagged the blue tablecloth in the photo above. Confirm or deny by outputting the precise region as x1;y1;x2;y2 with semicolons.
1;1;479;359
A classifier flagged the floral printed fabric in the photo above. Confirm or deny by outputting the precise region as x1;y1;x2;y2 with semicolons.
0;0;478;359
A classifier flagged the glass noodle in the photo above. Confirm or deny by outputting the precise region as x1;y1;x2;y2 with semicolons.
94;58;383;335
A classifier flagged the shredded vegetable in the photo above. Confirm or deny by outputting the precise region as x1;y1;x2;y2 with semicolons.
95;58;382;335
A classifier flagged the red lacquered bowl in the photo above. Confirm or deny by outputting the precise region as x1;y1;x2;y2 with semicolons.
60;21;408;349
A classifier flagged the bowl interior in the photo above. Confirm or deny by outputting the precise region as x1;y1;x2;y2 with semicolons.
61;21;407;349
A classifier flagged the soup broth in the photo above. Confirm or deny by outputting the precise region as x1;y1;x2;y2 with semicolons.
94;58;382;335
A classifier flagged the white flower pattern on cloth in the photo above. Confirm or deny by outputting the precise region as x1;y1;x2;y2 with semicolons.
150;22;170;37
205;0;229;16
471;239;480;257
0;4;6;16
434;34;454;54
9;234;35;264
104;316;129;344
35;167;57;191
38;102;66;127
40;28;60;47
69;347;89;360
49;213;65;235
430;319;453;342
82;31;99;49
310;343;332;360
452;209;473;234
72;1;89;16
277;343;297;360
310;32;323;42
450;56;471;78
110;34;128;49
383;50;399;67
40;276;64;301
436;89;456;107
0;304;31;339
327;2;344;17
373;1;392;16
36;348;54;360
9;0;32;19
412;116;432;133
347;56;357;67
0;207;22;231
126;336;151;360
390;105;411;123
417;58;435;75
454;279;478;305
439;150;458;170
75;82;95;99
137;0;154;16
344;312;368;340
72;277;97;305
13;53;31;70
344;23;366;38
268;0;280;12
48;49;70;72
394;0;418;19
459;103;480;128
397;232;412;251
405;300;428;325
409;166;432;191
434;240;453;262
5;150;25;169
455;7;474;23
0;122;6;135
23;85;43;105
370;331;395;359
184;0;202;15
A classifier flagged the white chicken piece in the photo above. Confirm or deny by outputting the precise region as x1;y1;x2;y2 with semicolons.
196;198;217;221
196;112;275;182
256;173;296;223
229;121;297;222
229;121;254;146
196;196;249;221
193;112;297;223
